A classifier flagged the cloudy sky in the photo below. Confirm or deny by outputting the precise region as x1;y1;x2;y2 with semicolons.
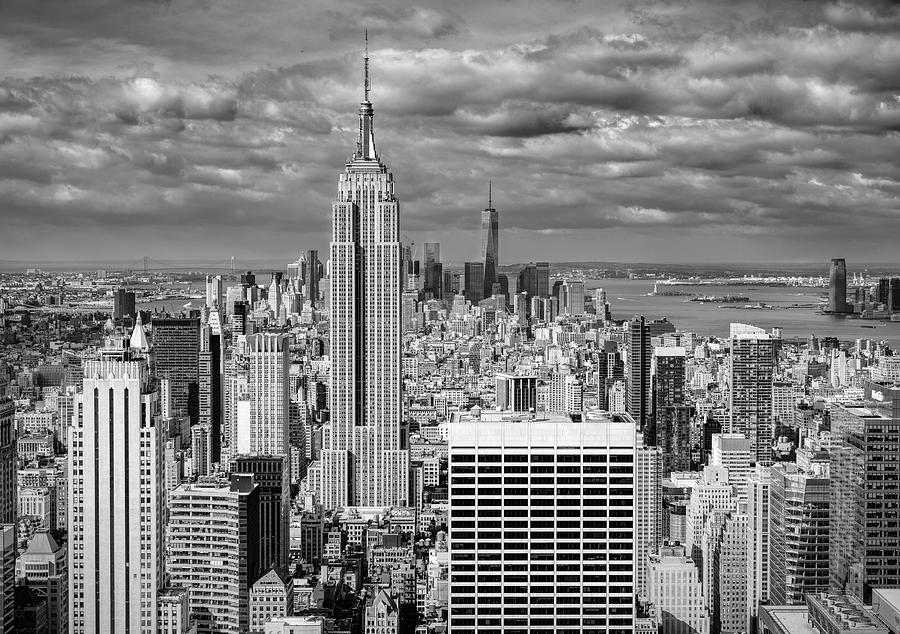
1;0;899;265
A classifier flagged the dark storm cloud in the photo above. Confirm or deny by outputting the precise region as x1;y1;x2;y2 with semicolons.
0;0;899;262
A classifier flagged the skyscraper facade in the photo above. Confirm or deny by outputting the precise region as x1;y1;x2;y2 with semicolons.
423;242;442;300
166;475;260;634
480;188;498;299
626;317;652;433
827;258;850;313
463;262;485;305
304;250;319;307
830;382;900;602
246;333;290;457
654;347;691;472
517;262;549;300
152;316;201;423
68;356;164;632
768;462;830;604
199;320;223;464
112;288;136;322
448;413;636;633
318;49;408;508
729;328;775;465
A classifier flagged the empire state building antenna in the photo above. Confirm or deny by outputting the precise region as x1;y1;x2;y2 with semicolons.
364;28;370;102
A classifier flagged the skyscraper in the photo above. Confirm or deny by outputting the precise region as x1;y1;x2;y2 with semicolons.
152;316;201;423
198;320;223;464
746;465;771;632
517;262;550;300
830;382;900;602
768;461;831;604
654;347;691;473
448;412;636;633
729;325;775;465
112;288;136;322
0;397;12;634
626;316;653;433
231;455;289;572
245;333;290;457
68;356;164;632
318;43;408;508
304;250;319;307
481;184;498;299
205;275;223;311
0;398;14;525
423;242;442;300
463;261;485;305
167;475;260;633
827;258;850;313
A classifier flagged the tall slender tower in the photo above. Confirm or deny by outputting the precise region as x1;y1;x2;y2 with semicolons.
320;36;408;508
480;183;499;299
68;355;164;632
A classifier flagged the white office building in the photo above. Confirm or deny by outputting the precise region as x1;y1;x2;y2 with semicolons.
448;411;636;634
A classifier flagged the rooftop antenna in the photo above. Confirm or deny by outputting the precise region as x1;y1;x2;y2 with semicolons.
488;181;492;209
364;29;370;102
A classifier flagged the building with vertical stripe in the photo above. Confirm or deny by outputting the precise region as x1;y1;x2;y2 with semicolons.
68;355;164;632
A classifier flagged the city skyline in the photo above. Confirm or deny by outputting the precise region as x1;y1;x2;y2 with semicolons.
2;0;900;263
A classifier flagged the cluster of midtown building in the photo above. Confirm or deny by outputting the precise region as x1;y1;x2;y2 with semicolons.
2;54;900;634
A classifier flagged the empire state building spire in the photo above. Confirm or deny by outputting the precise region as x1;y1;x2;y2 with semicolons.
356;30;377;161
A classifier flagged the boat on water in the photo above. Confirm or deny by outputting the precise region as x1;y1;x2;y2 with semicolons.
861;325;877;329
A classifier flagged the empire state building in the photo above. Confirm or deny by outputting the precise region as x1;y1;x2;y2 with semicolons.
318;43;409;508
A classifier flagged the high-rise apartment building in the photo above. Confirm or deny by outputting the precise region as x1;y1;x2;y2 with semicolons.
827;258;850;313
626;317;653;433
481;187;498;299
769;462;830;604
830;382;900;602
448;412;636;634
317;49;408;508
152;316;201;423
167;475;260;634
729;326;775;465
68;356;164;632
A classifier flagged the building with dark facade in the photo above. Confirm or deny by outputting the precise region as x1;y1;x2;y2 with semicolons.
827;258;851;313
152;316;200;423
830;382;900;602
